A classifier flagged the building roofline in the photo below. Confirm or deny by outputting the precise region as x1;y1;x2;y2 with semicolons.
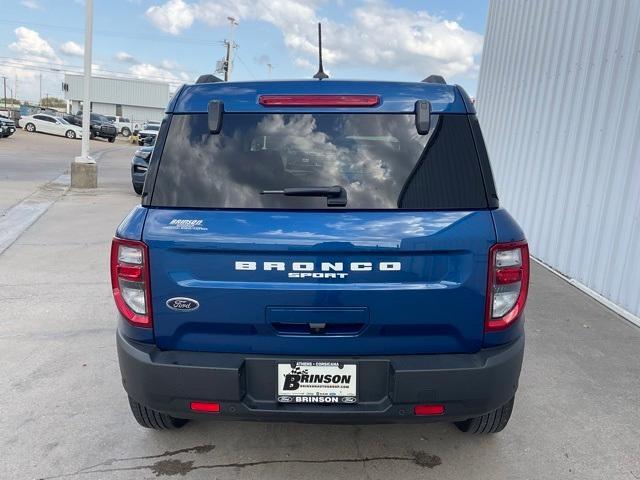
64;73;173;87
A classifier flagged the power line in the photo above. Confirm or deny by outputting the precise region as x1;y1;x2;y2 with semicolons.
0;55;198;78
0;19;226;47
0;59;188;86
234;53;256;80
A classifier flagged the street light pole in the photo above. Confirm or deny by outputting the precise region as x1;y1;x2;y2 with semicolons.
71;0;97;188
79;0;94;163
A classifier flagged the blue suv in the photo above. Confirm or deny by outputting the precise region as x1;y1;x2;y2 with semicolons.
112;77;529;434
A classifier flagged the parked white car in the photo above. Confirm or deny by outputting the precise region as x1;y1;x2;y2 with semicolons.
105;115;140;137
22;114;83;139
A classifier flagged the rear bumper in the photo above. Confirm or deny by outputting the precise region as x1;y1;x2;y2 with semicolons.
117;329;524;423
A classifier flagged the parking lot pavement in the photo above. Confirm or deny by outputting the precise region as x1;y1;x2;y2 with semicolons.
0;129;133;216
0;143;638;480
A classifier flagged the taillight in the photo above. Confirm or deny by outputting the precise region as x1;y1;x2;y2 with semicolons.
486;241;529;331
110;237;152;327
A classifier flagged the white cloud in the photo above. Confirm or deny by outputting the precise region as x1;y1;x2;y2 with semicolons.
2;28;65;101
60;41;84;57
144;0;482;78
146;0;195;35
21;0;42;9
160;59;178;69
128;62;190;83
116;51;140;64
9;27;58;61
294;57;313;70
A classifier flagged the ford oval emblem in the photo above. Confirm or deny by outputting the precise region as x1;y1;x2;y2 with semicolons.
166;297;200;312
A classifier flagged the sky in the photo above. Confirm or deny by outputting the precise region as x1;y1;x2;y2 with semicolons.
0;0;488;103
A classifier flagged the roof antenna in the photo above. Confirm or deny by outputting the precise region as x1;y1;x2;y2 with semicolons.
313;22;329;80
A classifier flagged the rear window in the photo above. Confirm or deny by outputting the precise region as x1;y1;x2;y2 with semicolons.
151;113;488;210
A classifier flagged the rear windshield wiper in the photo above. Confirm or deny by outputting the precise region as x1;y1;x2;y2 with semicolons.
260;185;347;207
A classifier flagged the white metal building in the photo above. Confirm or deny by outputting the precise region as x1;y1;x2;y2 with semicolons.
63;74;171;123
477;0;640;325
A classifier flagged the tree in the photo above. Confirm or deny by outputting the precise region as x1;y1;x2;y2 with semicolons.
40;97;67;108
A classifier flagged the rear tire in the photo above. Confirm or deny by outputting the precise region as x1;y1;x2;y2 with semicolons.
122;127;131;137
133;183;143;195
25;123;36;132
454;397;514;434
108;136;116;143
128;397;189;430
65;130;76;139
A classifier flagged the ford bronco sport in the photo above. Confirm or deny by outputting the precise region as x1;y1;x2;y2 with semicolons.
112;77;528;434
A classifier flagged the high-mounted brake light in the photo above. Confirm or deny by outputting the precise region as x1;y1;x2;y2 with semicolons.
259;95;380;107
110;237;152;327
486;241;529;331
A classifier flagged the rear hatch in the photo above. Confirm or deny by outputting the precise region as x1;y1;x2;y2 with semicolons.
143;93;495;355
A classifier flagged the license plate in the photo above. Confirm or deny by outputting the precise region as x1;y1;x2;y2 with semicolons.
277;361;357;404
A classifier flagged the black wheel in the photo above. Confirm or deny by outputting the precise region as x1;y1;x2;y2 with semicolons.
454;397;515;434
128;397;188;430
25;123;36;132
65;129;76;139
89;131;95;140
133;183;143;195
122;127;131;137
108;136;116;143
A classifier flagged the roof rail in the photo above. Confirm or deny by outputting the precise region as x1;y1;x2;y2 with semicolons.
196;74;224;84
422;75;446;84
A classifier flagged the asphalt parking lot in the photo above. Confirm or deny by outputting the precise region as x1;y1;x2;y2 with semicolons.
0;131;639;480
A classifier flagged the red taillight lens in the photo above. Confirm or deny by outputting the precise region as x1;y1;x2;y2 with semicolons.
110;237;152;327
190;401;220;413
259;94;380;107
486;241;529;332
414;404;445;416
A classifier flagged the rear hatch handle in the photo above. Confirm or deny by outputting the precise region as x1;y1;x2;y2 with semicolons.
260;185;347;207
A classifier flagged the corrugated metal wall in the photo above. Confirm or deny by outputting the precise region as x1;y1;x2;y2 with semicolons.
121;105;165;123
91;102;116;116
64;74;170;108
477;0;640;321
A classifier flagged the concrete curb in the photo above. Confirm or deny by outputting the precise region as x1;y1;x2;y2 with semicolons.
0;172;70;255
0;146;125;256
532;257;640;329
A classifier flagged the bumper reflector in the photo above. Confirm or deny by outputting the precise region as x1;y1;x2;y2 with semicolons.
414;404;445;416
190;401;221;413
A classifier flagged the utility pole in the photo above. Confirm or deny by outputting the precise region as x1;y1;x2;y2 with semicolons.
71;0;97;188
267;63;273;78
224;16;238;81
39;74;42;105
2;76;6;111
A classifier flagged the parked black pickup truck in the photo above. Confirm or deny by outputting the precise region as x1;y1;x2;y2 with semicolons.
64;112;117;142
0;115;16;138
